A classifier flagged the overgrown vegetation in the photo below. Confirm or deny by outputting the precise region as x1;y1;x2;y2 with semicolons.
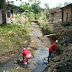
60;21;71;27
38;22;54;35
52;43;63;57
44;3;50;20
0;24;30;56
31;3;41;20
16;15;20;19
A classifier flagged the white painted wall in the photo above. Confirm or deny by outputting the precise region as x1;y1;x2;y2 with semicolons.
0;10;2;24
6;10;11;23
0;9;11;24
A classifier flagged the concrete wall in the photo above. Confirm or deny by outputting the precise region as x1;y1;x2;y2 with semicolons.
6;10;11;23
49;13;54;22
54;11;62;22
0;10;2;24
50;11;62;22
0;9;11;24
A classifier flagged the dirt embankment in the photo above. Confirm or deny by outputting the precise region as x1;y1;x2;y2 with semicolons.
43;22;72;72
44;43;72;72
53;23;72;39
0;48;21;63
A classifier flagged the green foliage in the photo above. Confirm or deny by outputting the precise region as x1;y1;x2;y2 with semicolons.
0;24;30;56
44;3;50;19
32;3;41;14
0;24;20;33
58;43;63;50
31;3;41;19
20;3;33;12
35;14;41;19
16;15;20;19
38;22;54;35
39;22;46;27
43;25;54;35
60;21;71;27
52;43;63;57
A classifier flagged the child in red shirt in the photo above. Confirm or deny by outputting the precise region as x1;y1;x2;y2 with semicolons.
48;40;59;62
22;48;32;67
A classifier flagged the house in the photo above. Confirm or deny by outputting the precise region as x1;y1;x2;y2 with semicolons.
49;8;62;22
0;4;24;24
41;8;45;12
61;3;72;22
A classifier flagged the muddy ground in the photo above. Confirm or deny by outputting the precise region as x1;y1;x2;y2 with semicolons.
0;22;53;72
0;21;72;72
43;22;72;72
44;43;72;72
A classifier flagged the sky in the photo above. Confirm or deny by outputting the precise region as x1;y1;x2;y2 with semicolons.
7;0;72;8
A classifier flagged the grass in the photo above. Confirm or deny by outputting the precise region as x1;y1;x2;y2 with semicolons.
0;24;30;56
16;15;20;19
38;22;54;35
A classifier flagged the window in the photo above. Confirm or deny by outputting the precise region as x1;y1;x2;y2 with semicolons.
7;11;10;18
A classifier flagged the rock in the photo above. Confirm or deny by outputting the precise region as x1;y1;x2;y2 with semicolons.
53;69;57;72
2;71;5;72
48;67;52;72
16;66;20;70
6;70;9;72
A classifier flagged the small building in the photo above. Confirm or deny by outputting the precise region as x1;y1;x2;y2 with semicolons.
41;8;45;12
49;8;62;22
61;3;72;22
0;4;24;24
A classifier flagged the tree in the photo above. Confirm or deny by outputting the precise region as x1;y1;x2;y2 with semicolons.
20;3;31;11
44;3;49;19
7;1;14;5
2;0;6;24
28;0;40;5
31;3;41;20
0;0;23;24
20;3;33;15
29;0;36;3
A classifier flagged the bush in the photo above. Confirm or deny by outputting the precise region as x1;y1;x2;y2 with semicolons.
16;15;20;19
60;21;71;27
0;24;30;56
38;22;54;35
43;25;54;35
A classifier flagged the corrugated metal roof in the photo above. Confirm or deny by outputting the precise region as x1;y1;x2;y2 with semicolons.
49;8;61;13
60;3;72;9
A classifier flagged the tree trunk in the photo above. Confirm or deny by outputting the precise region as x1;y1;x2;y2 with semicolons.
35;14;36;20
35;0;36;3
2;0;6;24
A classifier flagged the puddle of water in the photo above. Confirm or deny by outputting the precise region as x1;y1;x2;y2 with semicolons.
29;38;49;72
0;57;17;72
